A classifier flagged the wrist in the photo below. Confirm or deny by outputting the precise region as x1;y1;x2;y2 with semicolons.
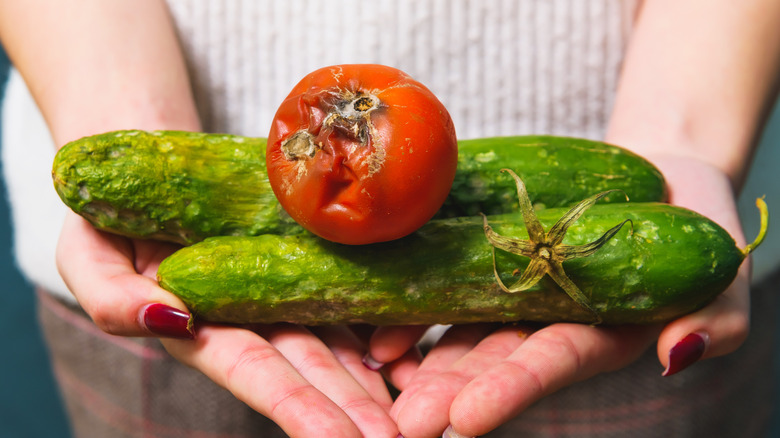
605;128;748;189
49;97;202;148
640;154;746;245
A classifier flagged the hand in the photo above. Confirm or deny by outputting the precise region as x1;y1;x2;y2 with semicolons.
387;323;660;438
644;155;751;370
56;212;400;437
370;156;752;438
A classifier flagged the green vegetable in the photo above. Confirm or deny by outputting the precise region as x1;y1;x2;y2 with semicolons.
52;130;297;244
157;199;767;325
52;130;666;245
438;135;667;217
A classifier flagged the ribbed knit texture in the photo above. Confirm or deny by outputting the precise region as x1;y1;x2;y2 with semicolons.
166;0;639;140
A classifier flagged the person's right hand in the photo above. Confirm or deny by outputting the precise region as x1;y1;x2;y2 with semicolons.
56;211;400;437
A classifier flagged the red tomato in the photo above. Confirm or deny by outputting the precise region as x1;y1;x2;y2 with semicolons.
266;64;458;245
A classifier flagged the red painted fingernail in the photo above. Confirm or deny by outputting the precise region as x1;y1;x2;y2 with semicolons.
663;332;708;377
143;303;195;339
362;353;384;371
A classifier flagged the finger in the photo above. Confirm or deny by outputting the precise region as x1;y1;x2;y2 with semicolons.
163;324;370;438
257;324;400;437
648;159;752;374
657;267;750;376
391;324;499;420
56;212;190;337
348;323;377;344
447;323;659;437
382;346;424;392
309;325;395;411
365;324;429;369
395;325;531;438
132;237;181;279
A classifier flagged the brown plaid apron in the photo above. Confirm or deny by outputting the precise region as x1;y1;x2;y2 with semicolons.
38;270;777;438
37;291;287;438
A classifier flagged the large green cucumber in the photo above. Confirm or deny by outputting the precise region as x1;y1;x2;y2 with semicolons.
437;135;667;217
157;203;748;325
52;130;298;244
53;130;666;245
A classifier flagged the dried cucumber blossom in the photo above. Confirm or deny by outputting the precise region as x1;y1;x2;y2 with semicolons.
481;169;633;322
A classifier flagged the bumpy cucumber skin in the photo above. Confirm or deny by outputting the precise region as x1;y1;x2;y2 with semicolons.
157;203;742;325
437;136;668;218
53;131;666;244
52;130;298;245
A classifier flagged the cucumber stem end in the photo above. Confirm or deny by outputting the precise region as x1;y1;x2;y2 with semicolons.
741;196;769;257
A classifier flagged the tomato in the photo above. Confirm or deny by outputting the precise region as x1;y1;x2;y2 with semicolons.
266;64;458;245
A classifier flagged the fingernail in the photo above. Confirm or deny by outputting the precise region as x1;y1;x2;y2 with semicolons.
443;425;474;438
663;331;708;377
362;353;384;371
142;303;195;339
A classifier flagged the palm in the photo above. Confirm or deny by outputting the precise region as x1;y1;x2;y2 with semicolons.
381;156;752;438
57;213;399;436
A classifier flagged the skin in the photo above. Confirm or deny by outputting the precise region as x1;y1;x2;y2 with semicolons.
0;1;397;436
2;0;779;437
372;1;780;437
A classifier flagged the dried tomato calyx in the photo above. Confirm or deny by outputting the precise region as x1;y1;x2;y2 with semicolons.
481;168;632;323
536;245;553;261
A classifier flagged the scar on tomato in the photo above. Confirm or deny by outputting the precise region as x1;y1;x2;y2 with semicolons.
323;91;382;146
281;131;317;161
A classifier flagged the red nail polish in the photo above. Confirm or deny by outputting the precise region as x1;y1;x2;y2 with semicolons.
663;332;707;377
143;303;195;339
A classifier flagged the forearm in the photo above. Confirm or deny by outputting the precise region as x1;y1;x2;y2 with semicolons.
0;0;200;147
606;0;780;191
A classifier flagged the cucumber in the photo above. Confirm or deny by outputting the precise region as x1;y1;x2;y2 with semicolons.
157;202;761;325
53;130;666;245
52;130;298;244
437;135;667;217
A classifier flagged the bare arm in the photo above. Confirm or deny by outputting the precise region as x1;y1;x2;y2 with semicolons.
0;0;201;144
606;0;780;189
0;2;398;436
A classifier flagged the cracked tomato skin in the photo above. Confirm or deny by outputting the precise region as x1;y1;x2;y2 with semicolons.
266;64;458;245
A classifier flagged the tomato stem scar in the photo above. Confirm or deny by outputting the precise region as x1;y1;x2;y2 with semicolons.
353;96;375;112
337;93;380;118
281;130;317;161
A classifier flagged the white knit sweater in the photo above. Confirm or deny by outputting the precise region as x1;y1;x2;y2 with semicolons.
14;0;777;303
165;0;639;140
